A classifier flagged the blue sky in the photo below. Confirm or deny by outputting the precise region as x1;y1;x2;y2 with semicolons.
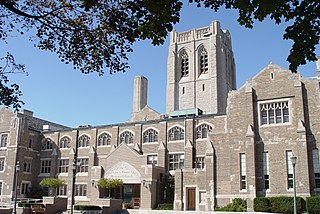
2;4;319;128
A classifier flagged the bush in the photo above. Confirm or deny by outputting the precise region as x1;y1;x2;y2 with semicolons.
254;197;271;212
306;195;320;214
214;198;247;212
155;203;173;210
74;205;102;211
269;196;303;214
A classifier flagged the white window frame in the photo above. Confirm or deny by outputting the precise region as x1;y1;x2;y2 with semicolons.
258;98;291;127
0;133;8;148
21;181;31;196
147;154;158;165
23;158;32;173
75;184;87;197
199;190;206;205
286;151;294;190
97;132;111;146
76;158;89;173
240;153;246;191
58;184;68;196
194;156;205;169
58;158;69;174
312;149;320;189
40;159;51;175
263;152;270;190
168;153;184;171
0;157;5;172
0;180;3;196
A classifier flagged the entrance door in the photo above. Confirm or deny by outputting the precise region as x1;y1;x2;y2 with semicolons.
123;184;141;209
187;188;196;210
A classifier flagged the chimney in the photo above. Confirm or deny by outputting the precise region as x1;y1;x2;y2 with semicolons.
22;109;33;117
132;76;148;113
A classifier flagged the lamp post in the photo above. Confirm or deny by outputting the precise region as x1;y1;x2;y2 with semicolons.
291;156;297;214
70;153;77;214
12;161;20;214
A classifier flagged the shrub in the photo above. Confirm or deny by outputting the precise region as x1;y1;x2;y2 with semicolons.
254;197;271;212
155;203;173;210
214;198;247;212
306;195;320;214
268;196;303;214
39;178;65;189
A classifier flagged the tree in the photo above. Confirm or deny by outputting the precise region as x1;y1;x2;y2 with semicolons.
1;0;319;109
39;178;65;196
97;178;123;198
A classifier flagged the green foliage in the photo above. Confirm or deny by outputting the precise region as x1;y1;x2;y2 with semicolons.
39;178;65;189
161;174;175;203
214;198;247;212
253;196;306;214
97;178;123;189
74;205;102;211
254;197;271;212
306;195;320;214
154;203;173;210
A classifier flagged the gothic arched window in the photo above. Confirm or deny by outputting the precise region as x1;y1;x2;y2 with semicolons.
180;50;189;77
168;126;184;141
98;133;111;146
196;123;213;139
143;129;158;143
59;136;71;148
78;134;90;147
42;138;53;150
199;47;208;74
120;131;134;144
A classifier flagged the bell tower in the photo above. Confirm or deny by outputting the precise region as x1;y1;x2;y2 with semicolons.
166;21;236;116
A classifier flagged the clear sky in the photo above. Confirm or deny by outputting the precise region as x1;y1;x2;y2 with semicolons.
1;3;319;128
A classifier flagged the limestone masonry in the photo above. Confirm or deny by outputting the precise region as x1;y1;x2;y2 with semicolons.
0;21;320;212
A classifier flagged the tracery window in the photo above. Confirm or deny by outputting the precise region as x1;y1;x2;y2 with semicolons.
196;123;213;139
59;136;71;148
120;131;134;144
199;47;208;74
180;50;189;77
78;135;90;147
98;133;111;146
168;126;184;141
260;100;289;125
143;129;158;143
41;138;53;150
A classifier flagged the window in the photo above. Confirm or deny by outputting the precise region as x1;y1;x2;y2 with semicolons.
168;153;184;170
312;149;320;188
40;159;51;174
98;133;111;146
195;156;205;169
120;131;134;144
21;182;30;195
0;158;4;171
202;84;205;91
196;124;213;139
0;181;2;195
168;126;184;141
59;136;71;148
78;135;90;147
286;151;294;189
180;50;189;77
199;47;208;74
263;152;270;190
0;134;8;147
28;139;32;149
260;100;289;125
199;191;206;204
143;129;158;143
77;158;88;173
58;184;67;196
75;184;87;196
23;159;32;173
240;153;246;190
147;155;158;165
41;138;53;150
59;159;69;173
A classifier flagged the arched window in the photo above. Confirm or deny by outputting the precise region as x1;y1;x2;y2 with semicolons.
199;47;208;74
78;134;90;147
168;126;184;141
41;138;53;150
180;50;189;77
196;124;213;139
98;133;111;146
120;131;134;144
59;136;71;148
143;129;158;143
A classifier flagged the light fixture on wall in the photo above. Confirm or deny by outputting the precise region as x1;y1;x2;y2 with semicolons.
91;179;97;188
142;179;151;189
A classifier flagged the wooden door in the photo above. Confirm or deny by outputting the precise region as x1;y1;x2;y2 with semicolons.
187;188;196;210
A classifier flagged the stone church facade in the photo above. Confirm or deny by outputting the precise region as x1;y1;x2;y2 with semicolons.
0;21;320;212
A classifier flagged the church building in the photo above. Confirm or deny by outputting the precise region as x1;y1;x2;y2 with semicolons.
0;21;320;212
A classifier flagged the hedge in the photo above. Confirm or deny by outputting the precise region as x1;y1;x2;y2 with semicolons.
306;195;320;214
254;196;304;214
155;203;173;210
214;198;247;212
